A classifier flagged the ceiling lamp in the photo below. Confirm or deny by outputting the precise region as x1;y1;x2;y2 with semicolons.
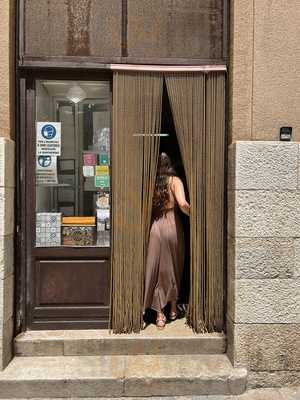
66;84;87;104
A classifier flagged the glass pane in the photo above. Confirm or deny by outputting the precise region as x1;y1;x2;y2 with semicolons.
35;80;111;247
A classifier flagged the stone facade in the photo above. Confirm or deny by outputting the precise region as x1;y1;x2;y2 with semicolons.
0;0;299;392
0;0;15;371
227;141;300;387
229;0;300;142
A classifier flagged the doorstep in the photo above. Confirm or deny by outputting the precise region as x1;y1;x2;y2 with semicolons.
15;319;226;356
0;354;247;398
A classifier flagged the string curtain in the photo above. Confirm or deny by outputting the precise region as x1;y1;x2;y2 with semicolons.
110;71;163;333
165;72;226;332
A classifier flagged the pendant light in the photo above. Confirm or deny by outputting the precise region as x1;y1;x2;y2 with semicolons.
66;84;87;104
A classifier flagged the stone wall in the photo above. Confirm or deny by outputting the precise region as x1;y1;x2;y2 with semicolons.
0;0;15;370
0;139;15;370
229;0;300;142
227;141;300;388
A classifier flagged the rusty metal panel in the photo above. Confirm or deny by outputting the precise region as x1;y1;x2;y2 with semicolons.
24;0;122;58
127;0;225;61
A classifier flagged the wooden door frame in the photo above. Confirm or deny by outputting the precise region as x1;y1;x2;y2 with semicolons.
15;69;113;332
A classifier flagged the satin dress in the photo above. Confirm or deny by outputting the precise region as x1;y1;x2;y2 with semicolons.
143;181;185;313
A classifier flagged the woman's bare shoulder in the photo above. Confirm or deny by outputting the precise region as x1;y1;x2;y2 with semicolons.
171;176;182;185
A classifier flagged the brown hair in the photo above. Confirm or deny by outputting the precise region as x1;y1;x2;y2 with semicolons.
152;153;176;220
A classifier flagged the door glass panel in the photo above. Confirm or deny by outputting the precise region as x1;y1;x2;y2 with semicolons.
35;80;111;247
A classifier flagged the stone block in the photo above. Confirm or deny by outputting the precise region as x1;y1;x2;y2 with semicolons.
123;354;247;396
14;339;64;357
278;387;300;400
228;142;298;190
234;279;300;324
0;316;13;369
0;138;15;188
0;188;14;236
0;235;13;279
248;370;300;389
234;237;294;279
232;190;300;237
230;323;300;371
293;238;300;278
0;274;14;323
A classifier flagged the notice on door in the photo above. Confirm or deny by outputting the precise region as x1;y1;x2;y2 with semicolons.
36;155;58;185
37;122;61;156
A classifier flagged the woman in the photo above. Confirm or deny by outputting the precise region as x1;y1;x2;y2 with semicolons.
143;152;190;329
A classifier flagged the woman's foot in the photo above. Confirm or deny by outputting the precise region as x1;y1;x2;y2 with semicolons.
156;312;166;329
169;301;177;320
169;311;177;321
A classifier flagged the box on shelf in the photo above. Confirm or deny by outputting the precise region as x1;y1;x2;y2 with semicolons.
62;216;96;225
36;212;61;247
62;216;96;246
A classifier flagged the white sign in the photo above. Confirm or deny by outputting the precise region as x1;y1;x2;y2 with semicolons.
36;155;58;184
37;122;61;156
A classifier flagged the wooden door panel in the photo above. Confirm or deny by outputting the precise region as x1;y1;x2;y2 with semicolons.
31;259;110;329
36;260;110;305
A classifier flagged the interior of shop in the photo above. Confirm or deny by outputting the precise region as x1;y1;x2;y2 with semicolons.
35;80;111;248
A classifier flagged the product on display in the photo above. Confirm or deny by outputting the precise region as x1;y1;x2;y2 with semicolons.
93;127;110;153
62;225;96;246
95;175;110;189
99;153;109;165
83;165;94;177
95;192;110;209
95;165;109;176
83;152;97;166
96;208;110;247
62;216;96;225
36;212;61;247
62;216;96;246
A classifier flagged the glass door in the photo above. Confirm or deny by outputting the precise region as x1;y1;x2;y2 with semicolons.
24;78;112;329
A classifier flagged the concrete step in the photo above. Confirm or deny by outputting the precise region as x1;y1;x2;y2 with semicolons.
0;354;247;398
15;320;226;356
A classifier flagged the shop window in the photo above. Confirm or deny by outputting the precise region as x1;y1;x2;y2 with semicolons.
35;80;111;247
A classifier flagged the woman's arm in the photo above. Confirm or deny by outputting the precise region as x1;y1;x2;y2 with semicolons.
171;176;190;216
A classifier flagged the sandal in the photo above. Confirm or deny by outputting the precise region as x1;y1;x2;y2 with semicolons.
169;311;177;321
156;314;166;330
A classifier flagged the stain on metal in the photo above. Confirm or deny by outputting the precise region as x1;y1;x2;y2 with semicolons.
66;0;91;56
47;0;51;18
121;0;128;57
209;0;222;59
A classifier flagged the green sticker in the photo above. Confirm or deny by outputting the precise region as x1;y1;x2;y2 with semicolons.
95;175;110;189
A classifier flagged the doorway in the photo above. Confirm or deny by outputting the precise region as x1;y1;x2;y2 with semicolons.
160;83;190;307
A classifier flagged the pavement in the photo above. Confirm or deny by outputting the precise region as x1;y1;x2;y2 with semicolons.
2;387;300;400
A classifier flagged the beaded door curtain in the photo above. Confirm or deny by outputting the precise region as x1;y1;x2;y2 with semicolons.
111;71;226;333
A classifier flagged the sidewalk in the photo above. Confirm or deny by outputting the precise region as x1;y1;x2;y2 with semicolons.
3;387;300;400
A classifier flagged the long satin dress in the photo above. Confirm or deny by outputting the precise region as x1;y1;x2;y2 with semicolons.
143;183;185;313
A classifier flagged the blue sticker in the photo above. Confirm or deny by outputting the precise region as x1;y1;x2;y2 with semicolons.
41;124;57;140
38;155;52;168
